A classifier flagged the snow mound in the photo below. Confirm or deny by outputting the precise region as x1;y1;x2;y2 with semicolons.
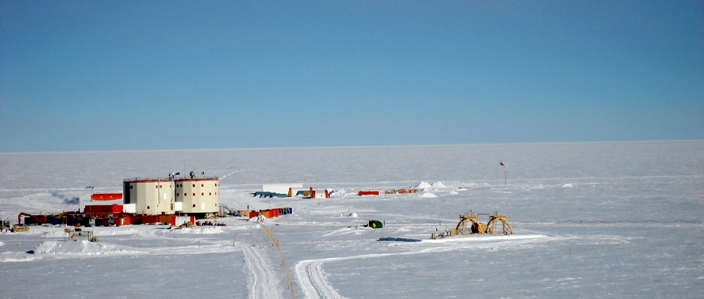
421;192;437;198
431;181;446;188
43;230;70;238
423;234;550;244
0;252;36;263
327;189;346;198
0;241;4;247
35;240;144;256
562;183;573;188
415;181;432;190
416;181;445;190
164;227;225;234
348;212;358;217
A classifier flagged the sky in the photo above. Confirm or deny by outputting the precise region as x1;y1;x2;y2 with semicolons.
1;0;702;152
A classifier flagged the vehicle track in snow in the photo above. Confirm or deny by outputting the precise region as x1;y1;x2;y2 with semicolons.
296;234;559;299
240;244;283;299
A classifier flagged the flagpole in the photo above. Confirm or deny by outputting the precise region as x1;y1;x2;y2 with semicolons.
500;162;506;186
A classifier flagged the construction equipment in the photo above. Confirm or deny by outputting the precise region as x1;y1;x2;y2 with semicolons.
11;224;29;233
486;212;514;235
68;228;99;242
1;219;9;232
433;211;513;239
455;212;488;235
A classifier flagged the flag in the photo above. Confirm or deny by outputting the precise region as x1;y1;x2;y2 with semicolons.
500;162;504;166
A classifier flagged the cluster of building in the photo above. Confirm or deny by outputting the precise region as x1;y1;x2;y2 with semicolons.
122;173;221;216
253;184;329;199
16;172;219;228
14;176;421;229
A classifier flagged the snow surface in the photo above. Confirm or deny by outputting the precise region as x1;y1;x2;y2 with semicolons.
1;141;703;298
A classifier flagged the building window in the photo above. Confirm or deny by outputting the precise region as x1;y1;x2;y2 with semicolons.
193;193;195;196
209;192;211;196
147;206;150;209
130;185;133;189
201;193;204;196
176;193;179;196
201;184;204;187
192;184;195;187
192;204;196;208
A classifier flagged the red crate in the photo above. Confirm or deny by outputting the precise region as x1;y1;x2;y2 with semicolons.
358;190;380;196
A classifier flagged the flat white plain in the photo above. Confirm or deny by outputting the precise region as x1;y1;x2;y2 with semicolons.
1;141;702;298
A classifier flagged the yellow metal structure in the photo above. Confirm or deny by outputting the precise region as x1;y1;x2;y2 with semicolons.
436;211;513;239
486;212;514;235
11;224;29;233
454;212;488;235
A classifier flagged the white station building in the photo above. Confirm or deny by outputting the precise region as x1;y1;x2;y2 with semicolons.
122;178;175;215
123;173;221;216
174;177;220;214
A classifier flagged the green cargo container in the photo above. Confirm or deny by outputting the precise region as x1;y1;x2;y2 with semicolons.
369;220;383;229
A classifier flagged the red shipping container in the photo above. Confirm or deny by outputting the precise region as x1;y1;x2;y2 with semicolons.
358;190;380;196
85;204;123;218
249;211;259;219
91;193;123;201
158;215;174;225
142;216;156;224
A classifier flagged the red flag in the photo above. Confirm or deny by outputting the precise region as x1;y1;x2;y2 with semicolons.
500;162;504;166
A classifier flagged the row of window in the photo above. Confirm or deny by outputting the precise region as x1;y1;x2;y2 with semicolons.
128;184;172;189
175;183;218;188
145;203;218;210
176;192;217;196
127;186;219;196
128;183;220;189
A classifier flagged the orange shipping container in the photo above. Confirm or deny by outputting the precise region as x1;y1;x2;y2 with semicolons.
358;190;380;196
91;193;123;201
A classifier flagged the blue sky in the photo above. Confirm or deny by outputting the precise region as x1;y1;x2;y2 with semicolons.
1;0;702;152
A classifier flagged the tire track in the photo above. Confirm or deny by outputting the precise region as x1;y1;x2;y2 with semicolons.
296;235;558;299
241;244;284;299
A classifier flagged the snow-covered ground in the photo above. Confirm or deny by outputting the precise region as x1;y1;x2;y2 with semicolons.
1;141;702;298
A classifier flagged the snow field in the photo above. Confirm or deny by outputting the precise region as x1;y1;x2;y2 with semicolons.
0;141;702;298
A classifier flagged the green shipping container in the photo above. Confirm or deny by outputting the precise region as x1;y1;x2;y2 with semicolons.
369;220;383;229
